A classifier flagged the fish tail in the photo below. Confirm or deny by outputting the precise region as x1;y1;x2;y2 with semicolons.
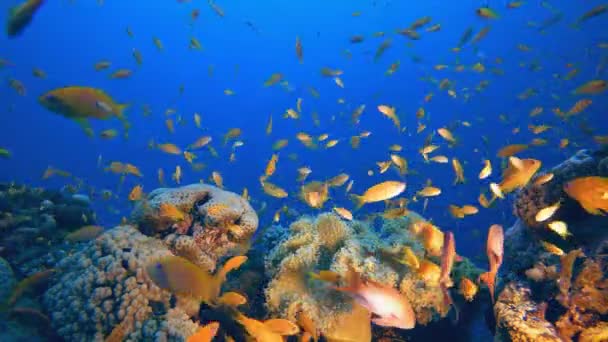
350;194;365;210
116;103;130;118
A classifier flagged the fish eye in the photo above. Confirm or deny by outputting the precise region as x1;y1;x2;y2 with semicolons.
155;263;163;270
45;94;58;102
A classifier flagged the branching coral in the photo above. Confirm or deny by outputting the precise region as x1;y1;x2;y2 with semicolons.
131;184;258;271
264;211;482;338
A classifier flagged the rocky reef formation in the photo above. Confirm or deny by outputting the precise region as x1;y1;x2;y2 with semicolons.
39;183;259;342
43;225;200;341
0;183;95;275
132;184;258;272
495;148;608;342
264;211;484;341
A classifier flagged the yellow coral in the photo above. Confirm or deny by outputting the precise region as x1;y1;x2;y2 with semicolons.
316;213;350;251
579;322;608;342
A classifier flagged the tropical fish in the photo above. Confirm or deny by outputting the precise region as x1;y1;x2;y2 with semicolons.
295;36;303;63
65;225;104;242
564;176;608;215
459;277;478;302
377;105;400;130
498;157;541;194
352;181;406;208
333;207;353;221
6;0;44;37
572;80;606;95
439;232;457;317
146;255;247;305
573;4;607;27
39;86;129;134
187;322;219;342
332;268;416;329
478;224;504;303
418;186;441;197
476;7;499;19
235;314;299;341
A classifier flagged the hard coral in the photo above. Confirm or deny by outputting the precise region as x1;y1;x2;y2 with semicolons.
43;225;198;341
132;184;258;271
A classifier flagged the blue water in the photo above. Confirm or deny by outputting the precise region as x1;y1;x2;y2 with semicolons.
1;0;607;258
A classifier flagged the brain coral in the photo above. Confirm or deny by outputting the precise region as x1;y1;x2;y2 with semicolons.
131;183;258;271
264;211;479;338
43;225;199;342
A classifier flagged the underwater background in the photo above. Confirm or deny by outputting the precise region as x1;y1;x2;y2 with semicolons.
1;0;608;341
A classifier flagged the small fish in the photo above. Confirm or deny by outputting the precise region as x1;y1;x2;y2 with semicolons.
158;143;182;155
295;36;303;63
541;241;564;256
65;225;104;242
418;186;441;197
547;221;571;239
6;0;45;37
128;185;143;201
459;277;478;302
333;207;353;221
572;80;606;95
187;322;219;342
479;160;492;179
535;201;561;222
478;224;503;303
476;7;499;19
377;105;400;130
332;268;416;329
352;181;406;208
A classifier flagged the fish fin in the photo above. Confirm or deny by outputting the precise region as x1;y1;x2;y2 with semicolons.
74;118;94;137
350;194;365;210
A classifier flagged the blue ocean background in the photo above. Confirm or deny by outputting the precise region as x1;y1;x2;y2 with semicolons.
1;0;606;259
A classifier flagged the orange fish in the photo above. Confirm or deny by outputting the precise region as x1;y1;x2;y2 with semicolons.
187;322;220;342
478;224;503;303
498;157;541;194
439;232;457;316
332;268;416;329
572;80;606;94
564;176;608;215
497;144;528;157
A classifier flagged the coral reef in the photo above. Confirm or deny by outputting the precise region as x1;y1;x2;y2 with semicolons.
497;149;608;342
513;148;608;245
43;225;200;342
0;183;95;275
494;282;561;342
132;184;258;271
264;212;483;339
0;257;15;303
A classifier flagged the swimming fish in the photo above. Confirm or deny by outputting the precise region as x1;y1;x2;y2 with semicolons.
146;255;247;305
39;86;129;135
564;176;608;215
332;268;416;329
6;0;44;37
478;224;504;303
187;322;219;342
352;181;406;208
439;232;457;318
